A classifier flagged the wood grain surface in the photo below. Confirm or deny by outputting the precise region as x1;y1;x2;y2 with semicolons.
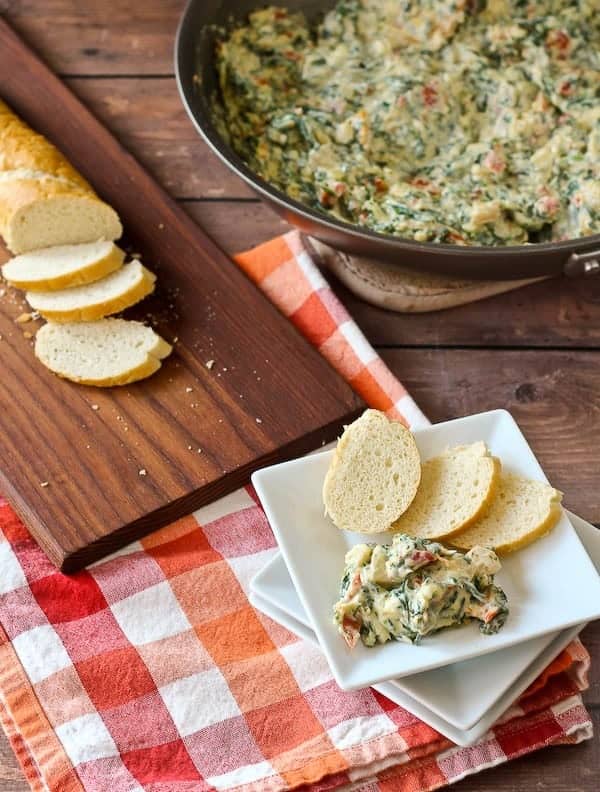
0;1;599;789
0;18;362;571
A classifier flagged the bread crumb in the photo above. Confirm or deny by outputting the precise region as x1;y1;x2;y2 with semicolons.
222;367;228;372
172;336;179;344
138;468;147;476
91;404;100;411
197;448;203;454
23;331;33;339
187;445;193;450
15;312;33;324
256;418;263;424
40;481;49;488
185;386;193;393
206;359;215;370
31;311;41;320
158;223;165;230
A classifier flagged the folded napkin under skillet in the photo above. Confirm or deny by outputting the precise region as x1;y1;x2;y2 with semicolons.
0;231;593;792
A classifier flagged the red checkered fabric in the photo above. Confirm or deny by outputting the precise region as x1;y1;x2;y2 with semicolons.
0;231;593;792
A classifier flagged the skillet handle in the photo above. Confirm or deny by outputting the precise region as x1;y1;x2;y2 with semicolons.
564;249;600;277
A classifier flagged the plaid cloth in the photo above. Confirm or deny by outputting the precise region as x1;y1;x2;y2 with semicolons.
0;230;593;792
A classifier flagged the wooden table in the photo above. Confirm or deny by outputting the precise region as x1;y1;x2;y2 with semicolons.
0;2;598;789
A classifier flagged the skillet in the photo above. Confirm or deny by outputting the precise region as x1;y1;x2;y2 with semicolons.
175;0;600;279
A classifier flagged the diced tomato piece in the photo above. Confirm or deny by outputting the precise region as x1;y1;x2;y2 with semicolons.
341;615;361;648
410;550;436;564
484;608;499;623
319;190;336;208
559;81;573;97
545;29;571;58
374;177;388;194
483;148;506;173
422;84;438;106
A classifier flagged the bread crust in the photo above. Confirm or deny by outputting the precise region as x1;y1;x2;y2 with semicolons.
450;473;563;554
28;266;156;322
34;320;172;387
0;99;92;191
0;178;122;253
391;444;502;540
3;243;125;291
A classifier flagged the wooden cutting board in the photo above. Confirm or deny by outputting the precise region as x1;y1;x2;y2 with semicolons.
0;18;363;572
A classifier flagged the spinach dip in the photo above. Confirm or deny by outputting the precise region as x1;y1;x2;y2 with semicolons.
215;1;599;245
333;534;509;647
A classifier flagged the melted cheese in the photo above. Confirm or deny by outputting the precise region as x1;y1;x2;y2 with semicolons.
215;1;599;246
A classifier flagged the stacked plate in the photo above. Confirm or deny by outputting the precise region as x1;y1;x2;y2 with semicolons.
250;411;600;746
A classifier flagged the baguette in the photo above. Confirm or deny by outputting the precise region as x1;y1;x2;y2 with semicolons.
34;319;172;387
0;100;122;253
450;472;563;554
2;241;125;291
391;442;501;539
0;174;122;254
0;99;91;190
26;260;156;322
323;409;421;534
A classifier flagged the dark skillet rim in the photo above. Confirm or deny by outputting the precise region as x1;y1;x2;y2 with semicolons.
174;0;600;261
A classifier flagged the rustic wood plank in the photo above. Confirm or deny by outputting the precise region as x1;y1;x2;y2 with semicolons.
581;623;600;706
2;0;182;75
182;201;288;253
64;78;256;199
381;348;600;522
184;201;600;353
336;274;600;349
0;19;362;570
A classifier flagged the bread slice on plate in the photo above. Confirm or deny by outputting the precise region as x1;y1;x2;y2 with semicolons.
0;174;122;254
451;471;563;554
34;318;172;386
323;409;421;534
391;441;501;539
26;260;156;321
2;240;125;291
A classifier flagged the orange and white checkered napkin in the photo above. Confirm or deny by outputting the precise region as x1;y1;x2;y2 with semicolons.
0;230;593;792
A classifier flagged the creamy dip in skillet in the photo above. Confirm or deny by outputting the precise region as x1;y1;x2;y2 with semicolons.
215;0;599;246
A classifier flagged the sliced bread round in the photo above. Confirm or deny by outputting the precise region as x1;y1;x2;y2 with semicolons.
391;441;501;539
323;409;421;534
0;176;122;254
34;319;172;387
450;472;563;554
26;260;156;321
2;240;125;291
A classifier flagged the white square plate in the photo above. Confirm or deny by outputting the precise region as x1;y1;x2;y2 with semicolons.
250;511;599;745
252;410;600;691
